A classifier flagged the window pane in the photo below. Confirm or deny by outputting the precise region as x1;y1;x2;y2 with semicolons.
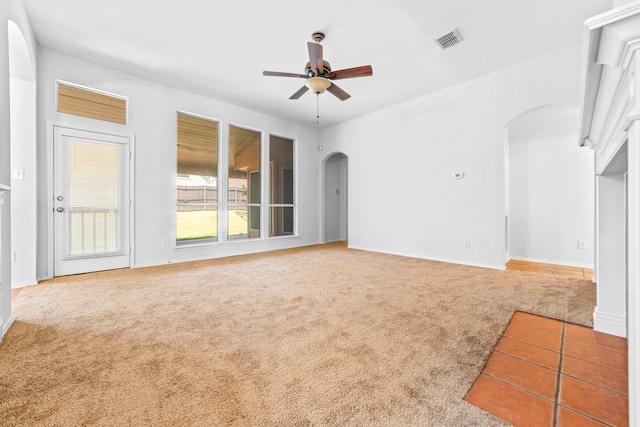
228;125;261;240
269;135;294;237
270;207;294;237
176;205;217;242
269;136;293;204
177;112;218;244
228;205;260;240
178;113;218;177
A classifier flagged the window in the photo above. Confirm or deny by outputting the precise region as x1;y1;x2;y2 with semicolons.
269;136;294;236
176;112;219;244
57;81;127;124
228;125;261;240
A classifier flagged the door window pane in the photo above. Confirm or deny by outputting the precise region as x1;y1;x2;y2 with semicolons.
65;138;121;256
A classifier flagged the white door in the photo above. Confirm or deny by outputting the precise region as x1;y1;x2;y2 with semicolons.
54;126;131;276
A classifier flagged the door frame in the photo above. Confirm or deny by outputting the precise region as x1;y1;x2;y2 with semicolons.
46;121;135;278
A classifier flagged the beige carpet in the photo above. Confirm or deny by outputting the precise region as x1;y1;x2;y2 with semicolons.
0;243;595;426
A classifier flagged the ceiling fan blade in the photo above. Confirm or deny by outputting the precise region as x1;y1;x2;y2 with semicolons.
326;82;351;101
307;42;323;75
263;71;307;78
289;86;309;100
327;65;373;80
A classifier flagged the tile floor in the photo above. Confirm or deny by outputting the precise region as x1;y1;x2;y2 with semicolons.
506;260;594;280
466;311;629;426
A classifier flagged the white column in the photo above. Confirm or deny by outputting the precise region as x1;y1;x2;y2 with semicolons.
625;53;640;427
594;173;627;337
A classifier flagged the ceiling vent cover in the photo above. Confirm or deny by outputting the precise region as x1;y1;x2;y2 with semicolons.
436;29;463;50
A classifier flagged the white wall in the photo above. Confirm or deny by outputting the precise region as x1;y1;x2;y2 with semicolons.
37;49;322;277
321;44;585;269
0;0;38;340
508;106;594;267
10;76;37;287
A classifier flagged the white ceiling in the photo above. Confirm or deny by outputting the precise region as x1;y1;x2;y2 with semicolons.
22;0;612;128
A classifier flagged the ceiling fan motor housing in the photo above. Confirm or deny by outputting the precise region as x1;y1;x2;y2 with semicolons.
305;60;332;77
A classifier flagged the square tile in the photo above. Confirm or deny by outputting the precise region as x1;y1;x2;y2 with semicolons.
559;375;628;427
511;311;563;335
465;374;554;427
495;336;560;370
562;355;628;394
563;337;627;373
557;406;609;427
564;323;628;352
483;352;557;399
503;322;562;352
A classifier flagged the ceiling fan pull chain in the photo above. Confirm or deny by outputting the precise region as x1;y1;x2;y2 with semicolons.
316;93;320;125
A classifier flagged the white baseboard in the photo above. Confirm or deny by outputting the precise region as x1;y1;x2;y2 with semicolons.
1;315;16;342
11;281;38;289
593;307;627;337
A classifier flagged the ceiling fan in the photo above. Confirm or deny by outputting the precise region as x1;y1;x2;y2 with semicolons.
263;32;373;101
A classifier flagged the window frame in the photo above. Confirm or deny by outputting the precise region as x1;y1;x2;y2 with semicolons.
268;134;296;238
176;110;220;247
227;124;263;241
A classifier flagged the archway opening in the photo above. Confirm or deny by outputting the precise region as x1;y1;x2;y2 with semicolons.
504;105;594;269
323;152;348;243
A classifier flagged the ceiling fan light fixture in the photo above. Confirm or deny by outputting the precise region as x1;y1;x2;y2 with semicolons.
306;77;331;94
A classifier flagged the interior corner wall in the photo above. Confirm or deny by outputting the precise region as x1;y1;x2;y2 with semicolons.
320;44;584;269
0;0;38;339
36;48;322;277
508;110;594;267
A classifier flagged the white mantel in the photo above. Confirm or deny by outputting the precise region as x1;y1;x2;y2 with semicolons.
579;2;640;426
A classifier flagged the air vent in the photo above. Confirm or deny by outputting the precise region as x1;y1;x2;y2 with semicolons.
436;29;463;50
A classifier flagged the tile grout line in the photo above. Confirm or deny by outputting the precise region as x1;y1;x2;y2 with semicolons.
552;321;566;427
479;372;556;404
493;349;558;372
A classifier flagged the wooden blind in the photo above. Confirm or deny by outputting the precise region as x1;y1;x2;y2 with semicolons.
57;82;127;124
177;112;218;176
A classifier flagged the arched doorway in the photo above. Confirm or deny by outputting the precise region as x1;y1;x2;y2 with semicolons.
504;105;594;268
323;152;348;243
8;20;37;288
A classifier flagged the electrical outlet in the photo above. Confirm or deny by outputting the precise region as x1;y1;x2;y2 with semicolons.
463;240;470;248
162;239;169;247
578;240;587;249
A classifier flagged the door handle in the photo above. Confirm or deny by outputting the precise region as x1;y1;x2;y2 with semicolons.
56;207;64;212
